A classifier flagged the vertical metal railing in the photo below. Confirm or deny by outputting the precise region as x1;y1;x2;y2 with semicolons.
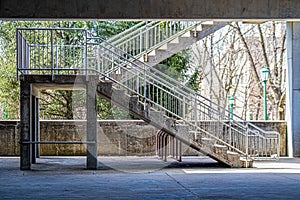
105;21;200;61
16;28;87;76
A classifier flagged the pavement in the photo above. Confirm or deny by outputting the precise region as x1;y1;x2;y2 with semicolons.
1;156;300;199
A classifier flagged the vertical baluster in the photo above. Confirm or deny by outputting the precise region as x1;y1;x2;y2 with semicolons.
146;21;149;51
154;25;157;46
182;96;186;119
155;86;159;108
194;97;197;128
158;22;161;43
160;88;163;112
37;30;40;72
139;29;142;54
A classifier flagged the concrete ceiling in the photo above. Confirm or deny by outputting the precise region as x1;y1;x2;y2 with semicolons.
1;0;300;20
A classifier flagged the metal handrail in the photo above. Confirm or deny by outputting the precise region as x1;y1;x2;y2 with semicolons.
106;21;148;43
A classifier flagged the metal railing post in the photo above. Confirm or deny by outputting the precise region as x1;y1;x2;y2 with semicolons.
50;29;54;80
16;30;19;80
182;96;186;119
146;21;149;50
245;123;249;168
277;134;280;159
143;64;147;109
194;96;198;128
84;30;88;80
229;115;232;146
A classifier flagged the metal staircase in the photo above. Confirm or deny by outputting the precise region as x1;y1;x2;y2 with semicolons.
17;27;280;168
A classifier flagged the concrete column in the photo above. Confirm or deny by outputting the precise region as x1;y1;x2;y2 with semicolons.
86;78;98;169
287;22;300;157
36;98;40;158
20;80;31;170
31;95;36;164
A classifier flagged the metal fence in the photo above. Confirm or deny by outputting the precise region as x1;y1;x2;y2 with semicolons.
17;28;88;78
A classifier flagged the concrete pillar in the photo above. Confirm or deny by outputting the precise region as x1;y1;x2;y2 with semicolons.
287;22;300;157
31;95;36;164
86;78;98;169
20;80;31;170
36;98;40;158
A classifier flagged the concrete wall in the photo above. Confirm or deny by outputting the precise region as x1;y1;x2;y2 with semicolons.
1;0;300;20
0;120;287;156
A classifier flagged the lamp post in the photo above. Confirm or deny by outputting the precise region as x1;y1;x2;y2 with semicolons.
229;97;234;120
249;109;253;121
3;102;8;119
260;68;270;120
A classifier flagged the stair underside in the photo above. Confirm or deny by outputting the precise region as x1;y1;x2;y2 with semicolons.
97;81;252;168
144;22;228;67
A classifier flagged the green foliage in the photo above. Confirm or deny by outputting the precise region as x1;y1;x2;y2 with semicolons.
158;51;190;81
187;70;201;92
0;20;138;119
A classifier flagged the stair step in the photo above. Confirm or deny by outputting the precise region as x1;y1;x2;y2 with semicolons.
202;21;214;25
240;157;254;168
169;37;179;44
213;144;228;154
158;44;168;50
195;24;203;31
181;31;191;37
201;137;213;142
226;151;241;167
148;50;156;56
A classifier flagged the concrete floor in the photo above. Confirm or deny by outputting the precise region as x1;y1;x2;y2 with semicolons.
1;156;300;199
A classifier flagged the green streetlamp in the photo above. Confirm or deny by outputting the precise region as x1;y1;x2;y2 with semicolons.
3;102;8;119
260;68;270;120
229;97;234;120
249;109;253;121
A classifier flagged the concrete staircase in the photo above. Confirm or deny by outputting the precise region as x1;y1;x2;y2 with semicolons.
97;81;251;167
17;27;280;169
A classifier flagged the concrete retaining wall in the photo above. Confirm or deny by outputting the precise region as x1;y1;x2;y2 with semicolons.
0;120;287;156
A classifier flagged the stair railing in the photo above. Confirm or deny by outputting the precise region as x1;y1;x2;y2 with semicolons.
102;21;201;60
87;36;280;160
